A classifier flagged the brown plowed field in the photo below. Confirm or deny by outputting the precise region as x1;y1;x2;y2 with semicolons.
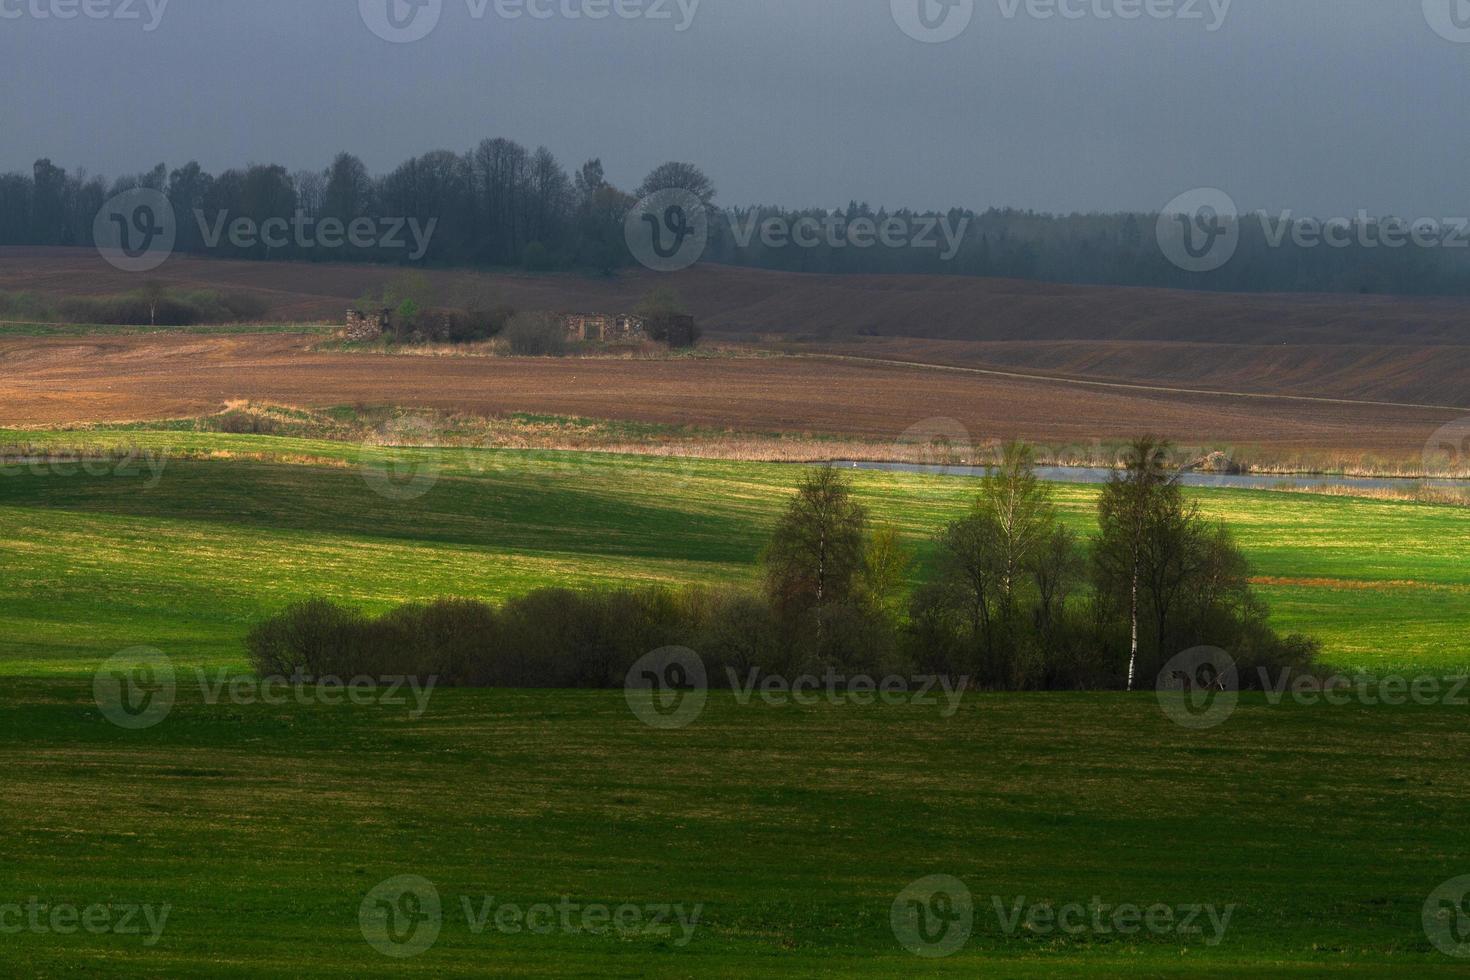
804;338;1470;410
0;332;1458;463
5;248;1469;406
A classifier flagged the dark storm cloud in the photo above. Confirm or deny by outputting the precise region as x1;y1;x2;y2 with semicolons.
1;0;1466;217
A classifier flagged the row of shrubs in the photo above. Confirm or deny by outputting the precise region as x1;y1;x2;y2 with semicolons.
246;585;1316;691
249;589;808;689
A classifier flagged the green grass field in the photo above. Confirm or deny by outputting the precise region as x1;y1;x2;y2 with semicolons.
1;430;1466;675
3;431;1469;975
2;683;1469;975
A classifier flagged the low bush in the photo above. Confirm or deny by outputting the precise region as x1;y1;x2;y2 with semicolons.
0;290;53;321
245;598;366;679
211;411;281;435
503;312;566;356
247;588;806;688
406;306;514;343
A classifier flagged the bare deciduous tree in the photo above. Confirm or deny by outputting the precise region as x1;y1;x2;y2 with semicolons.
763;466;868;628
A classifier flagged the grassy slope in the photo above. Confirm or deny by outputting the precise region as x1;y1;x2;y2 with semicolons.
1;432;1466;675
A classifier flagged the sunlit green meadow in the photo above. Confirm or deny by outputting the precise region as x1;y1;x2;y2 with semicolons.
1;429;1465;675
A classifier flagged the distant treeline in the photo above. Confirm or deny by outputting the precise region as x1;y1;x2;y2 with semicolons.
7;143;1470;295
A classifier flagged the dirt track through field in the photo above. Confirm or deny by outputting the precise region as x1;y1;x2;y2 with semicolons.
0;333;1460;461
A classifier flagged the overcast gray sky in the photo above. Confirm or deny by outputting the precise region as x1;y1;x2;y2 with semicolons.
2;0;1466;216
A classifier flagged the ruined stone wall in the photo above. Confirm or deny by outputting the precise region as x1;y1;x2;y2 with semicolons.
344;309;389;341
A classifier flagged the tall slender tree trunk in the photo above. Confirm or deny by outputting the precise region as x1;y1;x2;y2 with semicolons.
815;526;826;644
1127;565;1139;691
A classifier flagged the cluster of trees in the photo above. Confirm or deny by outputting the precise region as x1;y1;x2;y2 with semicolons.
248;439;1315;691
760;441;1314;690
0;149;697;271
7;147;1470;294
